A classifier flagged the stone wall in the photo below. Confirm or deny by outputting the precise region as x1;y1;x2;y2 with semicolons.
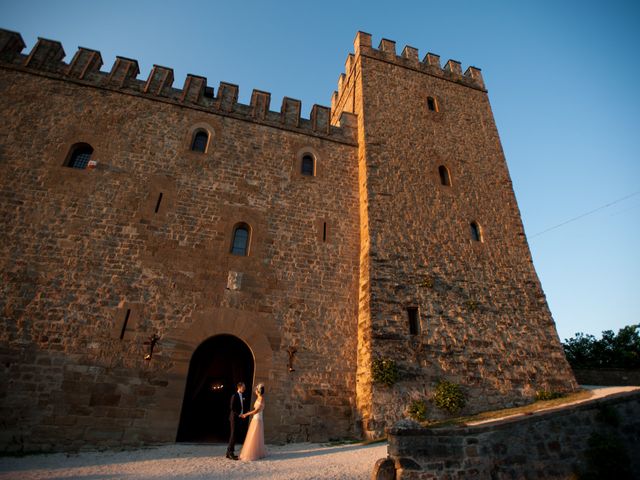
0;33;360;451
342;32;577;438
0;28;578;452
376;389;640;479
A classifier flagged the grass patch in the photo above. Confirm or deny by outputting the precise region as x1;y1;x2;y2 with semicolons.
322;438;361;447
422;389;593;428
360;436;388;446
322;436;386;447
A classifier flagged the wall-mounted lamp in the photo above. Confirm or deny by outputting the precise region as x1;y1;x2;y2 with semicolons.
144;333;161;361
287;346;297;372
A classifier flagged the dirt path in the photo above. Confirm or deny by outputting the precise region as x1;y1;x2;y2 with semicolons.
467;385;640;425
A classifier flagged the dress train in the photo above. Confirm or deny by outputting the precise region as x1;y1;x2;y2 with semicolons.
239;399;266;461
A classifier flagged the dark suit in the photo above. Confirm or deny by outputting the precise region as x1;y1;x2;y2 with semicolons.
226;391;245;456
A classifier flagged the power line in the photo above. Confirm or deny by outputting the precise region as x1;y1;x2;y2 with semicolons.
609;201;640;218
530;189;640;239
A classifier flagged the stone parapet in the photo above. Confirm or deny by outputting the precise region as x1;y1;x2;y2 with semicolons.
0;28;357;145
337;31;485;102
360;31;484;90
374;389;640;479
331;32;484;125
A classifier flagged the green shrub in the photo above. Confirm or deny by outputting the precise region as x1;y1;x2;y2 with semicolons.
407;400;428;422
535;390;564;401
420;277;434;288
432;380;466;415
372;358;398;387
464;299;478;312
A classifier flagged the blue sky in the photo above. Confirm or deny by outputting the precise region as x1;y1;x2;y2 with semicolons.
2;0;638;342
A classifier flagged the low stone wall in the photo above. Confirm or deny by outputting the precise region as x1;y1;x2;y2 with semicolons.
573;368;640;386
373;390;640;479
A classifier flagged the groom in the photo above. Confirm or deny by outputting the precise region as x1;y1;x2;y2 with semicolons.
226;381;246;460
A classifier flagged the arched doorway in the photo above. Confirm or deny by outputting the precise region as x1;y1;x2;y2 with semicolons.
176;334;254;442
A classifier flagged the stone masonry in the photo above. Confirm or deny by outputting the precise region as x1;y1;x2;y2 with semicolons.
376;389;640;479
331;32;578;438
0;28;576;451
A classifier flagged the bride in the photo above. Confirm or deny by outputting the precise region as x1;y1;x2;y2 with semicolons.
239;383;267;461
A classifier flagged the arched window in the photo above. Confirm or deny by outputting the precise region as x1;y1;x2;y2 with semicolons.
231;223;251;256
301;154;315;176
191;130;209;153
438;165;451;186
65;143;94;169
427;96;438;112
470;221;483;242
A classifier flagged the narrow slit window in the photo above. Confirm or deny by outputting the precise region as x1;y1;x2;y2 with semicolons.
66;143;94;169
427;96;438;112
301;154;315;176
154;193;163;213
231;224;250;256
191;130;208;153
438;165;451;186
470;222;483;242
119;309;131;340
323;222;327;242
407;307;420;335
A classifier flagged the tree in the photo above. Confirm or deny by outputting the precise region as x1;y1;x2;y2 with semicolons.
563;324;640;369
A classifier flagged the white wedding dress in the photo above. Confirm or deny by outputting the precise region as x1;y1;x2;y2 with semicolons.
239;398;266;461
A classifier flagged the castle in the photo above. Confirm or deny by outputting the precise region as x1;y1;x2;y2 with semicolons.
0;28;577;452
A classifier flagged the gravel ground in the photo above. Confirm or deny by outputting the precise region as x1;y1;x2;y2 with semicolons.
3;387;635;480
0;442;388;480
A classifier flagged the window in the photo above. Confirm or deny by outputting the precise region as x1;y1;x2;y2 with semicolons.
231;223;251;256
438;165;451;186
427;96;438;112
470;222;483;242
66;143;94;169
301;154;315;176
191;130;208;153
407;307;420;335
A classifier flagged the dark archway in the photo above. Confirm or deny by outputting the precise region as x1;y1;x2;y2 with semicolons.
176;334;254;443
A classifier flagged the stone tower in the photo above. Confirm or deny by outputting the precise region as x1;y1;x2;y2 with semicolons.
331;32;577;437
0;28;576;451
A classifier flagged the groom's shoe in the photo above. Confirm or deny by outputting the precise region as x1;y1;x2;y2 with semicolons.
226;453;238;460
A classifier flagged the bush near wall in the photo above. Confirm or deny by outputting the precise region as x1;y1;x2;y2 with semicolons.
432;380;466;415
372;358;399;387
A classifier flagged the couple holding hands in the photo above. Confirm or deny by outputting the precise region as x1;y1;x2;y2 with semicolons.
225;382;266;461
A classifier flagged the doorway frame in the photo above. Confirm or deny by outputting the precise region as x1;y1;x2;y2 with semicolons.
147;307;274;444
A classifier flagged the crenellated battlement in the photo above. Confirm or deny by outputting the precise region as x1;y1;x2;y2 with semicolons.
332;31;485;115
357;31;484;89
0;29;357;144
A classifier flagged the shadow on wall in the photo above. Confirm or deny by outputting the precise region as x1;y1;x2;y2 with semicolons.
573;368;640;387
